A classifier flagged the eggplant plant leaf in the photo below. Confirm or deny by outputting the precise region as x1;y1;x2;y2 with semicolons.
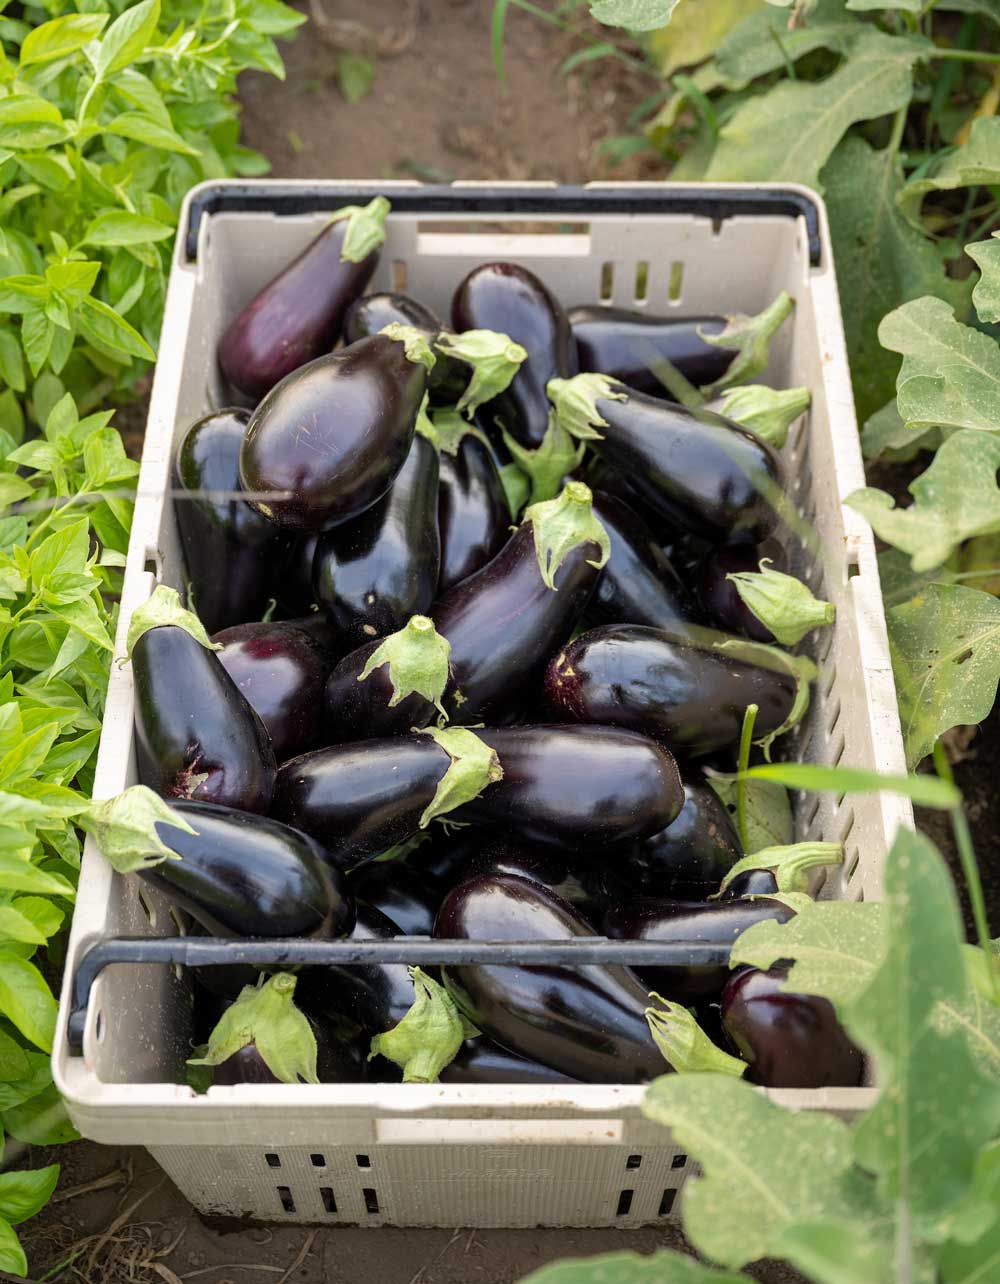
650;0;764;79
714;0;857;83
522;1251;752;1284
707;774;793;853
898;118;1000;226
588;0;681;31
967;232;1000;325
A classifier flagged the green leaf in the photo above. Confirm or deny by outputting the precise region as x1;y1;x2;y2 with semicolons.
899;118;1000;226
0;1028;29;1082
887;583;1000;769
968;232;1000;326
189;972;318;1083
699;292;795;394
589;0;681;30
369;967;470;1082
0;327;24;394
77;294;155;361
82;210;174;248
335;51;374;104
0;1164;58;1225
20;12;108;65
434;330;527;418
934;947;1000;1082
357;616;451;720
725;562;834;645
645;998;746;1076
0;905;48;947
11;897;64;943
80;784;194;874
523;481;610;590
715;384;810;448
714;0;857;82
418;727;503;827
95;0;160;78
0;855;75;896
3;1081;79;1144
103;111;199;156
707;774;793;853
0;1220;25;1279
743;760;960;809
521;1252;752;1284
0;96;62;128
0;952;57;1051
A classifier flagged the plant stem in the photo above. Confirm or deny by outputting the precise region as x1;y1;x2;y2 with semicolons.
504;0;659;79
931;47;1000;65
933;739;999;1000
737;703;759;854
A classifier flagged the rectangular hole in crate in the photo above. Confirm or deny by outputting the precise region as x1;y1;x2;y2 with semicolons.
844;845;860;881
837;807;856;845
136;886;157;928
616;1189;634;1217
391;259;407;292
356;1154;370;1169
826;697;843;737
600;262;614;301
803;794;821;833
668;261;683;302
659;1188;677;1216
276;1186;295;1214
320;1187;337;1214
626;1154;642;1170
634;262;649;303
363;1188;380;1215
847;554;862;579
821;662;837;697
817;629;835;664
310;1154;326;1168
671;1153;687;1169
265;1153;281;1169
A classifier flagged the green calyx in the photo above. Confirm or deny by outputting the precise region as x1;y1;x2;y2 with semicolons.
380;323;436;371
425;406;489;457
699;291;795;395
546;372;627;442
368;967;477;1083
80;785;194;874
188;973;319;1085
329;195;390;264
418;726;503;827
717;384;811;449
498;461;530;520
726;560;835;646
523;480;611;591
125;585;220;657
716;841;844;898
434;329;528;418
502;415;586;506
645;996;746;1077
358;615;452;719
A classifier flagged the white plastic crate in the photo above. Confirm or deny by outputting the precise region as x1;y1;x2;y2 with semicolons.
54;181;910;1229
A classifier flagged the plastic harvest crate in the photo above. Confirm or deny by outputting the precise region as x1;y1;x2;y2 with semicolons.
54;181;912;1230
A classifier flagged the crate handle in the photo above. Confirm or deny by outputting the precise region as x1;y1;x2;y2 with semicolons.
376;1119;624;1146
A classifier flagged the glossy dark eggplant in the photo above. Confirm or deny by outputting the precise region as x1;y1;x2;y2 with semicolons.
218;205;385;400
212;1008;367;1084
696;538;787;642
213;619;339;761
278;534;322;617
452;262;577;448
143;799;353;939
403;829;483;887
546;624;797;757
454;725;683;851
350;860;443;936
589;491;698;631
603;897;794;1003
343;291;467;404
313;431;440;639
722;965;864;1089
436;874;665;1083
323;633;437;744
437;435;510;591
173;409;293;634
459;844;627;925
620;780;743;901
440;1039;579;1085
133;626;276;811
720;868;779;900
240;334;426;530
569;306;732;395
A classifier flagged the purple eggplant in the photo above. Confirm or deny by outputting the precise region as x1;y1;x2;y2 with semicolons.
313;431;440;640
349;860;443;937
603;897;794;1003
218;198;388;400
546;624;797;757
569;306;732;395
459;842;627;925
722;965;864;1089
451;262;576;449
343;290;467;403
173;409;293;634
278;533;322;616
719;868;779;899
440;1039;579;1085
240;333;428;531
213;1026;364;1085
696;538;787;642
437;433;510;592
436;874;665;1083
323;617;443;743
620;780;743;901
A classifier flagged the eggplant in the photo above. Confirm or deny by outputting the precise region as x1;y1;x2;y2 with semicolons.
589;491;699;631
454;725;683;851
343;290;467;404
323;618;441;743
696;538;787;642
440;1039;579;1085
452;262;576;449
620;780;743;900
403;829;483;887
549;376;785;544
436;874;665;1083
546;624;797;757
720;868;779;899
313;431;440;639
143;799;353;939
218;198;388;400
569;306;732;395
437;434;510;592
209;993;367;1085
459;843;627;925
349;860;443;936
722;965;864;1089
603;897;794;1003
133;621;276;811
213;619;340;761
240;333;427;531
173;409;293;634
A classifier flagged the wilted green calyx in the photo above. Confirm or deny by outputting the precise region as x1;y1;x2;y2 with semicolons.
435;329;527;418
726;560;835;646
380;323;436;371
369;967;476;1083
418;726;503;827
188;973;319;1084
523;481;611;591
646;996;745;1077
329;196;390;264
502;416;585;507
81;784;195;874
125;584;220;657
716;841;844;897
546;372;628;442
357;615;451;718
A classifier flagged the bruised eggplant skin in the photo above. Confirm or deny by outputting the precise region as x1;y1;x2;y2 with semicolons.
133;626;276;812
570;307;732;395
451;262;577;448
546;624;796;757
173;410;293;635
620;780;743;900
343;291;466;404
455;725;683;851
218;221;380;401
241;335;425;531
323;636;437;744
145;799;353;939
603;897;794;1003
588;389;785;544
437;436;510;592
436;874;665;1083
313;432;440;640
440;1039;579;1085
434;523;601;722
696;538;787;643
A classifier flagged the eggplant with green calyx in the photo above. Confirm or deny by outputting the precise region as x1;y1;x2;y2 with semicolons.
272;726;503;870
547;374;786;544
313;425;440;639
433;480;609;722
430;409;512;591
696;539;787;642
440;1039;579;1084
344;290;441;345
240;327;432;531
173;409;294;634
545;623;805;757
715;841;843;903
350;860;443;937
436;873;666;1083
369;967;475;1083
620;779;743;901
570;306;733;396
129;588;276;811
717;558;835;648
218;198;389;400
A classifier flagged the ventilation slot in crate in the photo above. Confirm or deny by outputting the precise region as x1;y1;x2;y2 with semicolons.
615;1189;634;1217
320;1187;337;1214
363;1188;380;1215
659;1188;678;1216
276;1186;295;1214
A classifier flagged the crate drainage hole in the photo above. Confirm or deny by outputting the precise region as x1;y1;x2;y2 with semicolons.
265;1153;281;1169
668;261;684;302
600;262;614;301
356;1154;370;1168
626;1154;642;1170
321;1188;337;1214
310;1154;326;1168
277;1186;295;1214
363;1188;380;1215
634;262;649;303
671;1153;687;1169
94;1010;105;1043
616;1189;634;1217
659;1189;677;1216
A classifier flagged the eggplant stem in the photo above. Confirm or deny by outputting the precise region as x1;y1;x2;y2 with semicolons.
737;703;759;853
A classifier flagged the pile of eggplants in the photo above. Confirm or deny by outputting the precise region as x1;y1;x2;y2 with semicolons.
127;200;858;1093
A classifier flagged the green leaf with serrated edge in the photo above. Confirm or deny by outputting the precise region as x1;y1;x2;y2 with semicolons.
887;584;1000;769
357;616;451;718
80;785;194;874
698;292;795;395
968;232;1000;326
523;481;610;591
546;373;627;442
125;584;221;656
0;1220;25;1279
717;841;843;896
434;330;527;418
498;462;530;520
369;967;471;1083
707;774;792;854
743;761;960;809
705;30;926;192
589;0;680;30
645;997;746;1076
0;1163;58;1225
0;952;57;1051
188;973;318;1084
502;418;585;506
417;727;503;827
899;118;1000;226
329;196;390;264
715;384;810;448
379;322;435;371
521;1252;752;1284
726;562;835;646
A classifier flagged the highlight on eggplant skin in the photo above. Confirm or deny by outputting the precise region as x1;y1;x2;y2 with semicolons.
440;1039;579;1085
437;435;510;592
569;306;733;395
619;779;743;901
349;860;442;937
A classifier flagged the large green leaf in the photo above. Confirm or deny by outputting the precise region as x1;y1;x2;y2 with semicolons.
0;952;58;1051
898;118;1000;226
650;0;764;78
967;232;1000;325
522;1253;751;1284
715;0;857;83
589;0;680;29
